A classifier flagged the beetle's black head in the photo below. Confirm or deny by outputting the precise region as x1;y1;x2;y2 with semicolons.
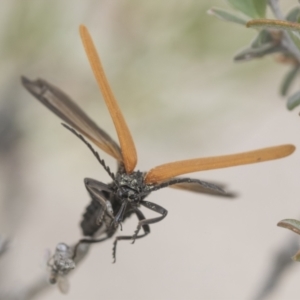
116;171;145;203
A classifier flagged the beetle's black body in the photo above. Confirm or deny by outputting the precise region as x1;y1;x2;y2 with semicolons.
81;188;118;238
63;123;227;261
21;75;232;262
64;125;169;260
19;24;235;261
80;177;151;261
21;73;295;263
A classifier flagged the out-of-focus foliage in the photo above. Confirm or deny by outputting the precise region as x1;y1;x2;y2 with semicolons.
227;0;267;18
208;7;249;25
209;1;300;298
209;0;300;111
278;219;300;261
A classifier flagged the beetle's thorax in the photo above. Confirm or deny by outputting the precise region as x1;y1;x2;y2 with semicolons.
116;171;149;203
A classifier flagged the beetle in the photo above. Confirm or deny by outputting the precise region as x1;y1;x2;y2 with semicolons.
21;25;295;262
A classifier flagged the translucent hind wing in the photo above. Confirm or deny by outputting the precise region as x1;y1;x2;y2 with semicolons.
145;144;295;183
57;276;70;294
21;76;122;160
169;179;236;198
79;25;137;174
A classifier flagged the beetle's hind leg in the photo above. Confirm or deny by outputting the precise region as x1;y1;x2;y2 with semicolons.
112;208;150;263
72;235;111;259
131;200;168;244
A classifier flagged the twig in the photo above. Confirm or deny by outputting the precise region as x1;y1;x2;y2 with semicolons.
252;236;299;300
47;242;91;294
1;242;90;300
0;236;9;258
268;0;300;62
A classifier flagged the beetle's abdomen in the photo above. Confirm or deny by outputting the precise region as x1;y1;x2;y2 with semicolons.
80;198;103;237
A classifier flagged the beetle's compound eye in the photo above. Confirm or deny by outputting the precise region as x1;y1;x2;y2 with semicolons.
117;186;139;202
117;188;124;198
128;190;136;201
117;187;130;199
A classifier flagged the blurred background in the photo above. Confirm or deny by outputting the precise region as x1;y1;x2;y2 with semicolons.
0;0;299;299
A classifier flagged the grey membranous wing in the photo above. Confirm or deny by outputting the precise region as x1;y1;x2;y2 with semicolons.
21;76;122;161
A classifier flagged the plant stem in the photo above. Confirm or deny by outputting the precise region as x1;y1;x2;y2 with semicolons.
268;0;285;19
268;0;300;62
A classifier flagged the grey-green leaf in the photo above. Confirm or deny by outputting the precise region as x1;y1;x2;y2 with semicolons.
207;8;248;25
286;7;300;23
251;30;274;48
278;219;300;234
287;91;300;110
227;0;267;18
234;44;281;61
280;67;299;96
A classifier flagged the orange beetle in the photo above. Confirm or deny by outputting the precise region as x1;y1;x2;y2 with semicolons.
22;25;295;262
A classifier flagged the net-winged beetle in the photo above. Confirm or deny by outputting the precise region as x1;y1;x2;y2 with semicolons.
22;25;295;262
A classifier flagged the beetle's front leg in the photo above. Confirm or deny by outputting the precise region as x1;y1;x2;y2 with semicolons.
72;235;109;259
84;178;114;221
132;200;168;243
112;208;150;263
111;201;128;230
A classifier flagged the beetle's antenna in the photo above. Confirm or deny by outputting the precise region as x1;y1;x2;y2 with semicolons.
62;123;116;181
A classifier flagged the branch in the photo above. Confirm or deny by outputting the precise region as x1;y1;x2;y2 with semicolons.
0;236;9;258
268;0;300;62
2;242;91;300
252;236;299;300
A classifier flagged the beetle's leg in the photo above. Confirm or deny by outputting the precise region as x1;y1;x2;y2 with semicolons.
131;201;168;244
111;201;128;230
72;235;111;259
112;208;150;263
84;178;112;194
96;207;106;225
84;178;114;220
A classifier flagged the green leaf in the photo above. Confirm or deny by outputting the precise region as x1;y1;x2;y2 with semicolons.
207;8;248;25
234;30;283;61
278;219;300;234
227;0;267;18
234;43;279;61
287;91;300;110
280;67;299;96
253;0;267;18
286;7;300;22
247;19;300;32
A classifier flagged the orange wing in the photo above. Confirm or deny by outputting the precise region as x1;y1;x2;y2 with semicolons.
145;144;295;183
79;25;137;174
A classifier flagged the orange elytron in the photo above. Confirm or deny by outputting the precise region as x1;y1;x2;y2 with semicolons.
22;25;295;262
